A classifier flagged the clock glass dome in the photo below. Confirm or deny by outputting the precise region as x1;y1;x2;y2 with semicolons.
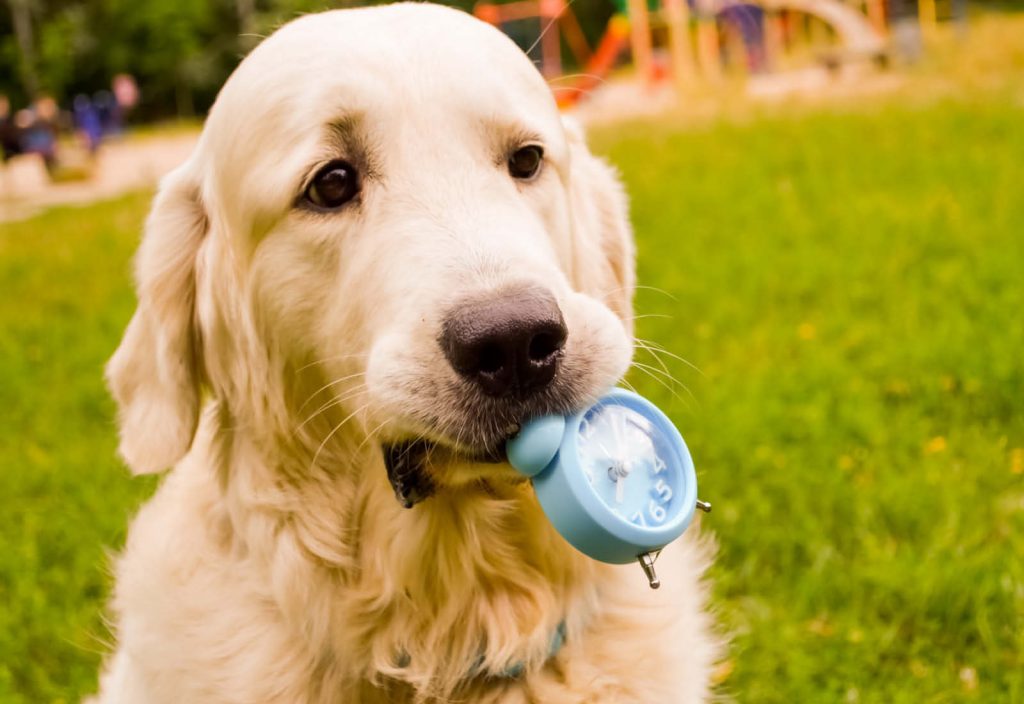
575;401;682;529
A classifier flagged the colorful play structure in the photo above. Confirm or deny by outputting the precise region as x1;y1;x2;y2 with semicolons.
473;0;942;106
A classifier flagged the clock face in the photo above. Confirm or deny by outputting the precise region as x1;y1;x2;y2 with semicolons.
576;401;682;529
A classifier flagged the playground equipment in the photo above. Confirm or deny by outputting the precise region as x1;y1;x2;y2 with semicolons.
476;0;894;107
475;0;636;106
757;0;887;62
474;0;593;78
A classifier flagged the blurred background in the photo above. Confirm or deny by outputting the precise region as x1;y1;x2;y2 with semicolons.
1;0;1022;702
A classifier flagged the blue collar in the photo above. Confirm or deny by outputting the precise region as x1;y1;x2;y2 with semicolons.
485;621;566;679
397;621;567;680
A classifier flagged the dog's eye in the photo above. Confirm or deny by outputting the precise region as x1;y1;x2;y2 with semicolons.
508;145;543;181
305;161;360;209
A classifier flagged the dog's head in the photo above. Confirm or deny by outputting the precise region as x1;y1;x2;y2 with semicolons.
107;4;634;504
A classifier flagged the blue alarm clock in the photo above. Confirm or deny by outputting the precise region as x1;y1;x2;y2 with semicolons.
506;388;710;589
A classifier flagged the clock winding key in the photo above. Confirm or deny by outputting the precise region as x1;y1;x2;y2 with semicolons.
638;552;660;589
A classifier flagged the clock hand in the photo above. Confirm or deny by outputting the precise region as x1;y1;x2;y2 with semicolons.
615;475;625;504
611;409;625;450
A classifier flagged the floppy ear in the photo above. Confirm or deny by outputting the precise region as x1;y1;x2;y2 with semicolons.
106;166;207;474
563;117;636;333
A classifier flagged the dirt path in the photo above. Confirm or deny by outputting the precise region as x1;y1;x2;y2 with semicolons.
0;132;198;223
0;66;904;225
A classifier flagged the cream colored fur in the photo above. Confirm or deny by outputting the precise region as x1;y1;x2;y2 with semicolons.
94;5;719;702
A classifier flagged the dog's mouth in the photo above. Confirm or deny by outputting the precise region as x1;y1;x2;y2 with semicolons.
381;434;517;508
376;379;594;508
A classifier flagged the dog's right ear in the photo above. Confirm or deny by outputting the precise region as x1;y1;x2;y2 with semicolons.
106;165;207;474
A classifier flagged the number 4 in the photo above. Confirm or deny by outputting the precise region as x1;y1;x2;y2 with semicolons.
653;454;667;474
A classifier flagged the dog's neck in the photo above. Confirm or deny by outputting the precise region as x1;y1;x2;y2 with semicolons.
211;405;600;698
348;478;598;689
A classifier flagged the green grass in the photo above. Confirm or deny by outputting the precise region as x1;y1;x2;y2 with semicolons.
594;99;1024;701
0;195;158;702
3;69;1024;704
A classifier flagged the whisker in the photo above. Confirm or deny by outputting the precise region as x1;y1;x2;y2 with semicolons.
634;338;674;380
451;408;468;453
294;352;368;374
634;285;679;301
634;336;704;376
548;86;594;96
630;361;693;411
525;0;580;58
356;417;391;455
632;360;679;386
547;72;608;86
633;343;699;409
309;402;371;472
606;284;680;301
296;384;367;433
297;371;367;413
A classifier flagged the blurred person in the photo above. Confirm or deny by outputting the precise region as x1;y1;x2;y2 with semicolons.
94;89;123;136
112;73;140;122
73;94;104;155
21;96;60;174
0;94;24;163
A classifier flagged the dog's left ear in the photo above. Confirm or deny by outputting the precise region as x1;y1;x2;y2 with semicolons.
106;164;207;474
563;117;636;333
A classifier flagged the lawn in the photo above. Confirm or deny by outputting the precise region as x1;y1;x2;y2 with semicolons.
2;47;1023;704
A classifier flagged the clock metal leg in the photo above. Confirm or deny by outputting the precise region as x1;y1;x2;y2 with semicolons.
696;499;712;513
638;552;660;589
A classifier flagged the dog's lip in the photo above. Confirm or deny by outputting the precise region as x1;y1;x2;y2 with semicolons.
381;431;516;508
381;440;436;509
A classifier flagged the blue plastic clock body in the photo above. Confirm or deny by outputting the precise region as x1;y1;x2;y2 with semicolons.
506;388;698;564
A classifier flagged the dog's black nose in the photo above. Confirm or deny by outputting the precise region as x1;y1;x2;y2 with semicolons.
441;286;567;397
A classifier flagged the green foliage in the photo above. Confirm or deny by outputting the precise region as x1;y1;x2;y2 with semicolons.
1;91;1022;702
1;0;313;115
0;0;615;117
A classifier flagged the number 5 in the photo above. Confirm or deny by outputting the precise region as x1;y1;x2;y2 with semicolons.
653;478;672;503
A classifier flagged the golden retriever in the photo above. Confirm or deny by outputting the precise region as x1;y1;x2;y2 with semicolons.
94;4;718;702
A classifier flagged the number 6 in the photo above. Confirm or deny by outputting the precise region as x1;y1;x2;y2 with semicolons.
649;500;666;523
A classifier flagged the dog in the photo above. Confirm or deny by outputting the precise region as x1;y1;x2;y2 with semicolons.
94;4;718;702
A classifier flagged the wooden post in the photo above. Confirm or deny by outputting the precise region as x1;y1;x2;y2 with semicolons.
695;0;721;82
763;10;784;71
626;0;654;84
865;0;888;36
664;0;696;92
539;0;564;77
918;0;938;40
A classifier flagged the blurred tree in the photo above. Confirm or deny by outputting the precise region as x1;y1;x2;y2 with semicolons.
5;0;40;99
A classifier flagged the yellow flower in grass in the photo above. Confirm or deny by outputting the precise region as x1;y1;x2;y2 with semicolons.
1011;448;1024;475
924;436;947;455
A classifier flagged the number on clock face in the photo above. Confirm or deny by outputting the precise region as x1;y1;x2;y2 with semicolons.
578;403;677;527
